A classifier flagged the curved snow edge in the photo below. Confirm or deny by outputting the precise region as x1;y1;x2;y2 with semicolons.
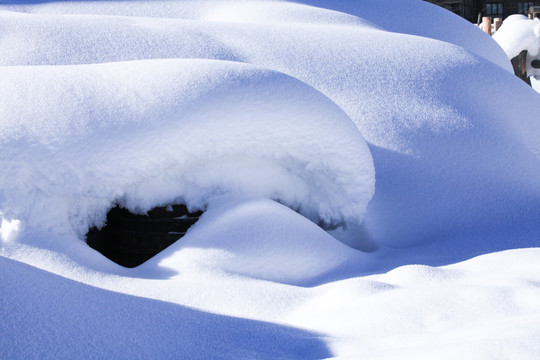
0;58;375;238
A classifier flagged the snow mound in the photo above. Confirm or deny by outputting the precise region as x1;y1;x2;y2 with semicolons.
2;0;540;248
288;248;540;359
143;197;361;285
0;0;511;70
0;59;374;238
2;1;540;359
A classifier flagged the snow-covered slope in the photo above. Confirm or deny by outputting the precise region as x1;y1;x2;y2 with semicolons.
0;254;331;359
1;0;540;359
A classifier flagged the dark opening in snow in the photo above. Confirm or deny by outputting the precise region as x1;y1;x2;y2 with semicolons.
86;205;202;268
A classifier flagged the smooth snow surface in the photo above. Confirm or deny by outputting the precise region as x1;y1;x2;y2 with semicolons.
1;1;540;359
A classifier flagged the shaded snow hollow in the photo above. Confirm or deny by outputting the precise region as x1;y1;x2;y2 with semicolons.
1;1;540;359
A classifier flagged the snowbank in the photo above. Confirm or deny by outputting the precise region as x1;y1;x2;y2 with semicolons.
0;59;374;237
144;197;362;285
1;0;540;359
2;0;540;247
0;0;512;71
289;248;540;359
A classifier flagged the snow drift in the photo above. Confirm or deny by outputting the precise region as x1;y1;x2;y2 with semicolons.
0;59;374;238
2;0;540;359
0;254;331;359
2;0;540;247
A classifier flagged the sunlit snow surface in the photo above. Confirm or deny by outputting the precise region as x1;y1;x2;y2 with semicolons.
1;0;540;359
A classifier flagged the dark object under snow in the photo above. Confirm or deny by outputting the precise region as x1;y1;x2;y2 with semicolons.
511;49;531;85
86;205;202;268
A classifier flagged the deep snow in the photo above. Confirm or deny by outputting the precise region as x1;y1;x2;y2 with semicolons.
1;0;540;359
0;59;374;237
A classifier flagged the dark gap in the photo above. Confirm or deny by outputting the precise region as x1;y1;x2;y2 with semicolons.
86;205;202;268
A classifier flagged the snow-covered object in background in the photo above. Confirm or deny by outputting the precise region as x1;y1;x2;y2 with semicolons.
493;15;540;78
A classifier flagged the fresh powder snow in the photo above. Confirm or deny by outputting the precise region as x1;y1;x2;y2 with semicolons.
1;1;540;359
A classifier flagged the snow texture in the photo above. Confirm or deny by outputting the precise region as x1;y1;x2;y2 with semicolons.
0;59;374;237
1;0;540;359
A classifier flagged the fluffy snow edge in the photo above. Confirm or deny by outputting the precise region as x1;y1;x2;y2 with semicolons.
0;59;375;238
